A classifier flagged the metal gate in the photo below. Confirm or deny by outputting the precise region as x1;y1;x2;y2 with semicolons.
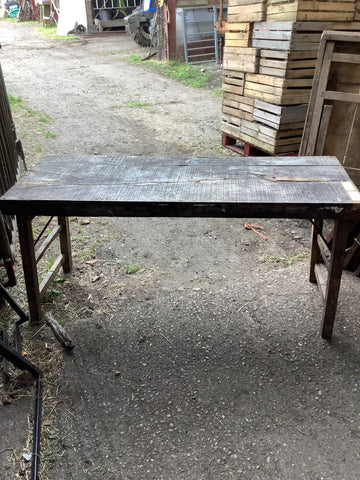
181;6;226;64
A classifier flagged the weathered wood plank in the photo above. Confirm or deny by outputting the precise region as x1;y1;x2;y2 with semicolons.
1;155;358;221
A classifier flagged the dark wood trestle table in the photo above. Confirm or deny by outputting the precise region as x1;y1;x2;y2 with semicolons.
1;154;360;340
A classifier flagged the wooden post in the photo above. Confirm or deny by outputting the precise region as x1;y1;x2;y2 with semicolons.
167;0;177;59
17;215;41;323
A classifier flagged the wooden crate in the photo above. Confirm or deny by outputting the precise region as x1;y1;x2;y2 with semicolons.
227;0;266;23
356;0;360;20
239;118;304;153
221;116;242;139
252;21;331;51
333;21;360;29
223;69;245;95
221;96;305;154
225;22;252;47
244;73;313;104
253;100;308;129
222;94;254;122
266;0;356;22
223;46;259;72
259;49;318;77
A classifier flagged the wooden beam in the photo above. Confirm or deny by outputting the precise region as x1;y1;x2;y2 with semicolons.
167;0;177;59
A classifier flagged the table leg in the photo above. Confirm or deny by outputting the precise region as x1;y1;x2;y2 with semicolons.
321;218;351;340
58;216;72;273
17;215;41;323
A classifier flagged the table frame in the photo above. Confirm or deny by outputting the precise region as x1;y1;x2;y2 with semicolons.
12;212;354;341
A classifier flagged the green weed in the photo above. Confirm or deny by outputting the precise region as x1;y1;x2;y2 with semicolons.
38;114;52;124
7;94;23;109
210;86;223;97
44;130;56;139
71;234;90;242
25;107;37;116
42;428;63;469
45;256;55;269
125;100;152;108
7;94;55;148
89;241;98;254
124;262;141;274
78;250;91;260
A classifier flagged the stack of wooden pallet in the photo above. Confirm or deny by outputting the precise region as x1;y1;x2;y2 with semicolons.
221;0;360;154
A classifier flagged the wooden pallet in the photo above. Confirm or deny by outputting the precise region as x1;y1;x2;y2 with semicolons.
221;118;303;154
266;0;356;22
222;133;269;155
221;132;300;155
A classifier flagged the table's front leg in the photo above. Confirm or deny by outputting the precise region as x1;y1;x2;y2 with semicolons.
17;215;41;323
321;218;351;340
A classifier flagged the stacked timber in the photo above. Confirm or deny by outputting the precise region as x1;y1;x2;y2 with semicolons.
221;0;360;154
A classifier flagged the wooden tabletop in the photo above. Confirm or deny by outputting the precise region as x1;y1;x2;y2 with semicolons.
1;155;360;219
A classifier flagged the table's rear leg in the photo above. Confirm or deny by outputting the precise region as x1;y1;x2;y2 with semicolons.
321;218;350;340
310;219;323;283
58;216;72;273
17;215;41;323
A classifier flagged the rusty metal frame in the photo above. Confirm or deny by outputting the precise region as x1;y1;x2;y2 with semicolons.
0;339;42;480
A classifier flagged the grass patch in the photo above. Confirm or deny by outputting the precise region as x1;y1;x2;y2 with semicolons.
44;130;56;139
42;428;63;470
8;93;55;143
0;17;19;24
7;94;23;109
125;100;152;108
260;251;307;266
124;262;141;274
71;234;90;242
128;56;214;88
38;113;52;124
210;86;223;97
37;24;76;40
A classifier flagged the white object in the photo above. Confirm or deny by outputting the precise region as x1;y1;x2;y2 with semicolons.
56;0;88;36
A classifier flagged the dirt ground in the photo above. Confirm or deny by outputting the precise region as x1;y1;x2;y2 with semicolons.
1;21;360;480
